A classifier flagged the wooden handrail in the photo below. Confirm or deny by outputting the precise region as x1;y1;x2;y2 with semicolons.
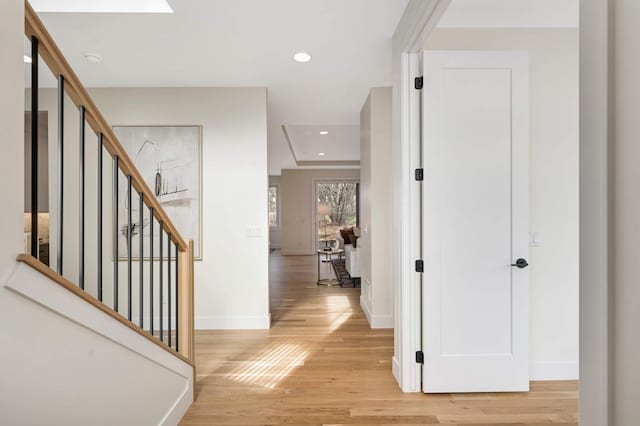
23;0;196;368
24;0;187;252
17;254;196;368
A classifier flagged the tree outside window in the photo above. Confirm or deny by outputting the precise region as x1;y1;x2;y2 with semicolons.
317;182;359;247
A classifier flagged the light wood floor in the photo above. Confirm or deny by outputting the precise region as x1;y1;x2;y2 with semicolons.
180;252;578;425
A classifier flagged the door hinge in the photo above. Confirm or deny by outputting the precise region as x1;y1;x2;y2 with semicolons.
416;350;424;364
415;260;424;273
415;168;424;181
414;76;423;90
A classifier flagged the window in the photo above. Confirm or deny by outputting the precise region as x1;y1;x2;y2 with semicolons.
268;185;278;228
316;181;359;249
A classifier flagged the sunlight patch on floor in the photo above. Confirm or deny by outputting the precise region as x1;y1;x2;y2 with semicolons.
325;294;353;332
226;343;308;389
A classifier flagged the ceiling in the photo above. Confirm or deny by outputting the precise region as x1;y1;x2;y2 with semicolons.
438;0;579;28
283;125;360;165
34;0;409;176
32;0;578;176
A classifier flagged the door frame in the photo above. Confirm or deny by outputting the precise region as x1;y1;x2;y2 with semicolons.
394;2;609;424
391;0;452;392
579;0;612;424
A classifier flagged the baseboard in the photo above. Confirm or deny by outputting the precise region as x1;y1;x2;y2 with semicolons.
196;314;270;330
530;361;579;380
392;356;401;386
371;314;393;328
280;249;313;256
360;294;372;324
360;296;392;329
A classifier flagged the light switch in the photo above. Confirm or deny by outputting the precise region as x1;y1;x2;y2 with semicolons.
247;226;262;237
529;232;540;247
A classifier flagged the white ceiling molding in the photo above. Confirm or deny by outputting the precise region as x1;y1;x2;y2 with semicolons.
438;0;579;28
283;124;360;165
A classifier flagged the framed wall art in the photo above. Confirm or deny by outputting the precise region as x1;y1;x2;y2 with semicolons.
113;125;202;260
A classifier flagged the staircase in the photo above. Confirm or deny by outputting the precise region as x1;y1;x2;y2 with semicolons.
0;2;196;424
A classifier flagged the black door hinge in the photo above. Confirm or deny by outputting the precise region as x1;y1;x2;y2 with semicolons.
415;168;424;181
414;76;423;90
416;350;424;364
415;260;424;273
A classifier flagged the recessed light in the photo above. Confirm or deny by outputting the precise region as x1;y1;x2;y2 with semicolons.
318;152;326;156
24;55;32;63
293;52;312;63
84;53;103;64
319;131;329;135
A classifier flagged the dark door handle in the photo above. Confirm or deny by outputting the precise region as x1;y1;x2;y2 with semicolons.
511;258;529;269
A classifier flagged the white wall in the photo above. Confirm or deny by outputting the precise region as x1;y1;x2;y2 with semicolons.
1;263;193;425
90;88;270;330
612;1;640;422
360;87;393;329
34;87;270;330
0;0;24;284
425;28;580;379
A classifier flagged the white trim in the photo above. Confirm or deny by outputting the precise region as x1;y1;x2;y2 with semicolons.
196;314;271;330
391;0;452;393
530;361;579;381
579;0;612;424
360;294;372;324
359;294;392;328
392;356;401;383
281;249;313;256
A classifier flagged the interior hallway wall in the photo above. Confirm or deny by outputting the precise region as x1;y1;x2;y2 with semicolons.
34;87;270;330
360;87;393;328
0;0;24;283
425;28;580;380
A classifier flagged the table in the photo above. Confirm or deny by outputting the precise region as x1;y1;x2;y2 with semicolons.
316;249;344;286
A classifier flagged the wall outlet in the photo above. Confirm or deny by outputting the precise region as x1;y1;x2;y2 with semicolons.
247;226;262;237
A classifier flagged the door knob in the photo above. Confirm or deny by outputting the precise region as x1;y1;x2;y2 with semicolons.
511;258;529;269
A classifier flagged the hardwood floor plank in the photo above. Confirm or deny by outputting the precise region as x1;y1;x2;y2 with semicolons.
180;252;578;425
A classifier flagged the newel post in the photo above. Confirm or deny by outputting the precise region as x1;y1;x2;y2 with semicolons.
178;239;195;362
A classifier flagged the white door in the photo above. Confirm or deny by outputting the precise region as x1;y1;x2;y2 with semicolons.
422;51;530;393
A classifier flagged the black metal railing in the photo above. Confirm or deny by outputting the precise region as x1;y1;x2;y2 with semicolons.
26;32;182;353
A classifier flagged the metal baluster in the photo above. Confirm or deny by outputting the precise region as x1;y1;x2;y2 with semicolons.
149;208;154;336
168;233;172;348
57;74;64;274
139;193;144;328
113;156;119;312
127;176;132;320
79;106;85;289
159;221;164;342
30;36;39;258
97;133;103;301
